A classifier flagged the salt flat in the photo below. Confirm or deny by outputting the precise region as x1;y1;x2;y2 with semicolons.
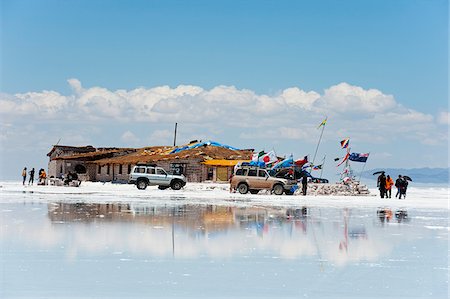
0;181;448;210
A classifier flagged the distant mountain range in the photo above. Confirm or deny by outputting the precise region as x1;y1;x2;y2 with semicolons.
362;168;449;184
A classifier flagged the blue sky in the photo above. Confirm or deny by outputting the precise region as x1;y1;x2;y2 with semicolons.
0;0;448;180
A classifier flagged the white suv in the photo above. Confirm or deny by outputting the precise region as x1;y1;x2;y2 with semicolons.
129;164;186;190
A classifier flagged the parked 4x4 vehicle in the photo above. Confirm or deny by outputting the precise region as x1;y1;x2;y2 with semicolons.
129;164;186;190
230;166;297;195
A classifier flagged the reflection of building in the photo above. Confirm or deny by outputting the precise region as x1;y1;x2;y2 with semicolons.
47;203;295;236
47;141;252;183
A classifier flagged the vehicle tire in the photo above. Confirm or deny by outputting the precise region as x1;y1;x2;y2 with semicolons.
285;190;294;195
273;184;284;195
158;185;169;190
171;180;183;190
237;183;249;194
249;189;259;195
136;179;148;190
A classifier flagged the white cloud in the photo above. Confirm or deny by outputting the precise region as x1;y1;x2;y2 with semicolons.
0;79;446;148
437;111;450;125
121;131;139;144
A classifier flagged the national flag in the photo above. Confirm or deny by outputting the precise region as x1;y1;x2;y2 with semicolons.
294;155;308;166
261;151;278;164
251;150;265;162
312;164;323;170
271;155;294;169
301;162;311;171
340;138;350;149
349;152;369;163
337;150;350;167
317;117;327;129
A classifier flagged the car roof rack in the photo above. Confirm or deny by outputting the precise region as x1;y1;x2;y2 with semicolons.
136;163;157;167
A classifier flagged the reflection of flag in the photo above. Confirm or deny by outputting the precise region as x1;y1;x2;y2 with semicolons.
317;117;327;129
340;138;350;149
337;151;350;167
349;153;369;163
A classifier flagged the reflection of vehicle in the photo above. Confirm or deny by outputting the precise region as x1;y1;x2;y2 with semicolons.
231;166;297;195
129;164;186;190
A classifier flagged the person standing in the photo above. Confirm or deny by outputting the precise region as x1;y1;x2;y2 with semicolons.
395;175;403;198
377;172;386;198
385;175;394;198
28;168;35;185
301;174;308;196
22;167;27;185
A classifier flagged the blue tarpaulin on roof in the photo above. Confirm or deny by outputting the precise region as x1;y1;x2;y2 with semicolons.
170;140;240;154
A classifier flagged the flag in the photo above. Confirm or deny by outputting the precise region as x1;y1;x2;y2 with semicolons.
317;117;327;129
340;138;350;149
294;155;308;166
337;151;350;167
251;150;265;162
312;164;323;170
349;152;369;163
261;151;278;164
301;162;311;171
271;155;294;169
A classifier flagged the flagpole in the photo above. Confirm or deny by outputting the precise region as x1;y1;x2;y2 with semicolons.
358;152;370;182
312;117;327;166
320;154;326;179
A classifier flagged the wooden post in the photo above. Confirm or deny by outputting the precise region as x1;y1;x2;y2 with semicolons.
173;123;178;146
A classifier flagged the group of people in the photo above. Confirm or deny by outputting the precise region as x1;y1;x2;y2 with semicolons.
21;167;47;185
377;172;409;199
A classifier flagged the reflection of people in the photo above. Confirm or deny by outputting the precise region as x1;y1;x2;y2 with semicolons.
377;208;393;223
377;172;386;198
385;175;393;198
395;209;408;223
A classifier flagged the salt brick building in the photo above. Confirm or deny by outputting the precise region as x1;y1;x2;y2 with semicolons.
47;142;252;183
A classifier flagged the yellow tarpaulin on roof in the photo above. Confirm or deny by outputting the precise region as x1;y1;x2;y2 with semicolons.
202;159;250;167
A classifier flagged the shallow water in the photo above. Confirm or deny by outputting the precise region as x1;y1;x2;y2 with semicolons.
1;197;448;299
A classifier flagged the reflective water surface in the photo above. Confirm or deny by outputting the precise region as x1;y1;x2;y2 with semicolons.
1;200;448;298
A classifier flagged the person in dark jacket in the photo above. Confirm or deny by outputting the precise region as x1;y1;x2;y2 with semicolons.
377;172;386;198
395;175;403;198
28;168;35;185
301;175;308;196
398;177;408;199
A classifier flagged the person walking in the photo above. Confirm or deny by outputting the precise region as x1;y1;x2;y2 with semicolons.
22;167;27;185
385;175;394;198
377;172;386;198
28;168;35;185
395;175;403;198
301;174;308;196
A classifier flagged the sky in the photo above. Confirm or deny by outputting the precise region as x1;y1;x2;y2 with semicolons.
0;0;448;181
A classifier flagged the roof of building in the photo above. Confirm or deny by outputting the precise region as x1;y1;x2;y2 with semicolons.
94;145;253;165
52;148;137;161
47;145;96;157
